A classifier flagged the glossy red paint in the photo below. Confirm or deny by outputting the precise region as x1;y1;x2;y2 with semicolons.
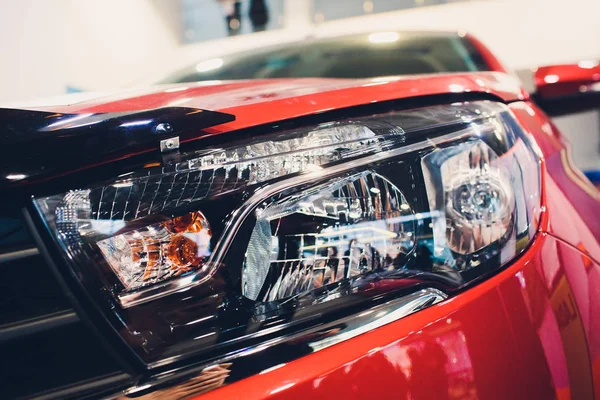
510;101;600;398
535;62;600;98
43;73;527;135
187;100;600;400
196;234;598;400
464;33;510;74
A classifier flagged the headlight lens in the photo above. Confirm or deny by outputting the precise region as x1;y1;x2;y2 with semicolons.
243;171;416;302
96;210;212;292
34;101;541;365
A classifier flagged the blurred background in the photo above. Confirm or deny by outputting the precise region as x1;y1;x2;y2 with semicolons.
0;0;598;173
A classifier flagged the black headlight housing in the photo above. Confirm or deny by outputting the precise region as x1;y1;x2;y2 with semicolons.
32;101;541;368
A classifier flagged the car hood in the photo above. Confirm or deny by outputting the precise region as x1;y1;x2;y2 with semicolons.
1;73;526;192
38;73;525;115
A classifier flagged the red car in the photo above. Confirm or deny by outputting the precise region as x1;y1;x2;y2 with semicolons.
1;31;599;399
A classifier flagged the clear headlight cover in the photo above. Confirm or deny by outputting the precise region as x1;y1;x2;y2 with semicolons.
34;101;541;365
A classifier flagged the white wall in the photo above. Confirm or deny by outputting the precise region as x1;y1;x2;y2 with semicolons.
0;0;179;103
61;0;180;89
1;0;599;104
310;0;600;70
0;0;67;102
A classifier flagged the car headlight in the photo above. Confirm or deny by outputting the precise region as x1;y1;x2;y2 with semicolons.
33;101;541;366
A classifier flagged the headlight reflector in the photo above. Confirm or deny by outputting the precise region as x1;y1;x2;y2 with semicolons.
243;171;415;302
97;211;212;292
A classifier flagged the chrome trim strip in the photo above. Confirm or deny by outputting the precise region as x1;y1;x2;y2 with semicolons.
119;288;447;398
0;247;39;264
0;310;78;342
310;288;445;351
32;373;132;400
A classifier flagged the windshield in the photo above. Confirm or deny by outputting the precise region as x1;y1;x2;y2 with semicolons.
161;32;490;84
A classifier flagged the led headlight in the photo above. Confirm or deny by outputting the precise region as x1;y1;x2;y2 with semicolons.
34;101;541;365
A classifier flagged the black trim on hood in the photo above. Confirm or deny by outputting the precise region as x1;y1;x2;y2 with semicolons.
0;107;235;191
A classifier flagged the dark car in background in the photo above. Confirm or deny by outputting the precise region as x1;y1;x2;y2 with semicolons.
161;31;496;83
